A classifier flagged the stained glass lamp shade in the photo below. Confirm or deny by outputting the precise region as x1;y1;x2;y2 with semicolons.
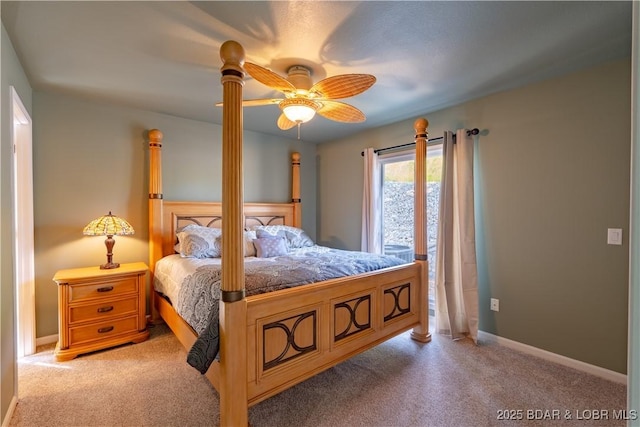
83;211;135;269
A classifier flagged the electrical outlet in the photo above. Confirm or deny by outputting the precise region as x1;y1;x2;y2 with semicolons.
490;298;499;312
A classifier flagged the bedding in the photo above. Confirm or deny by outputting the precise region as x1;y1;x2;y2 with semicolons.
153;246;409;373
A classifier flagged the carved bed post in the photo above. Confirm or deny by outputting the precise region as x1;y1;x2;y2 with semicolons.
148;128;163;321
291;152;302;228
411;118;432;343
219;40;249;426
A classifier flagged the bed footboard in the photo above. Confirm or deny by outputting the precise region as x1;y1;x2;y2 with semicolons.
244;262;423;405
154;261;423;406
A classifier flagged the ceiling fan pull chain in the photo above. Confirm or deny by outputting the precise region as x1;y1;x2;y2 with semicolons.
297;123;301;140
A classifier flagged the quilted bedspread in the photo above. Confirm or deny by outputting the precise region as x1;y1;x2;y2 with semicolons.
153;245;407;374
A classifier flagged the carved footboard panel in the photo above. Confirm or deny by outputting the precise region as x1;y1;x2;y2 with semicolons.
245;262;423;405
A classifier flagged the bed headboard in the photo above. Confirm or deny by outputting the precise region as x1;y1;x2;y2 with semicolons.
146;129;302;271
159;201;296;257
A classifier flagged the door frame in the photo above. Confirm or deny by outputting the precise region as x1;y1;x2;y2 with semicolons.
10;86;36;358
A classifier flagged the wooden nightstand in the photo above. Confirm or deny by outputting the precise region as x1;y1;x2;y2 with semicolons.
53;262;149;361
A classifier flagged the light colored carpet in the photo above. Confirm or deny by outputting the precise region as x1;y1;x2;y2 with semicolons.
10;323;625;427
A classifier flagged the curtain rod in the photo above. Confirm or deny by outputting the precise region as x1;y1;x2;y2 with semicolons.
360;128;479;156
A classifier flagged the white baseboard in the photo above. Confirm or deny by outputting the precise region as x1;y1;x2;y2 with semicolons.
478;330;627;384
1;396;17;427
36;334;58;347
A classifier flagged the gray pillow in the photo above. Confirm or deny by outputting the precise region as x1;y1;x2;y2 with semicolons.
252;225;314;249
253;236;288;258
176;225;223;258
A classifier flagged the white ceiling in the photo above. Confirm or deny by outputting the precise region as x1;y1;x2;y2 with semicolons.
1;1;632;143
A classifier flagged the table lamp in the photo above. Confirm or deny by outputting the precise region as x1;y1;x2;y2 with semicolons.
83;211;135;269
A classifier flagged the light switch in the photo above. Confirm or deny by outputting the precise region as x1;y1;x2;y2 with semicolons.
607;228;623;245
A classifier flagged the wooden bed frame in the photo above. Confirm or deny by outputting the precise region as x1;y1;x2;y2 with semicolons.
147;40;431;426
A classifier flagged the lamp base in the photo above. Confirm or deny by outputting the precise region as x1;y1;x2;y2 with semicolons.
101;235;120;269
100;262;120;270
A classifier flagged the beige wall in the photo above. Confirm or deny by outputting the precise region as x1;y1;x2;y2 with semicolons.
1;22;33;424
317;58;631;373
32;92;317;338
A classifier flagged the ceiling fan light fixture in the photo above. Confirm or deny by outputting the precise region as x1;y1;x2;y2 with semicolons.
280;98;318;124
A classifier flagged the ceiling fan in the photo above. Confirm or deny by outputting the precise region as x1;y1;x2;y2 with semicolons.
221;62;376;138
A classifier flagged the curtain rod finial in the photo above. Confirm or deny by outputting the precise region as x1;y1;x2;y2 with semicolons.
414;118;429;135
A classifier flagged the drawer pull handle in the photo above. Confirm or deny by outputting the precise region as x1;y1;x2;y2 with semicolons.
98;326;114;334
97;306;114;313
97;286;114;293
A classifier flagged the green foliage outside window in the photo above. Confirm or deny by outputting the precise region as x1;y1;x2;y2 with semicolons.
383;157;443;183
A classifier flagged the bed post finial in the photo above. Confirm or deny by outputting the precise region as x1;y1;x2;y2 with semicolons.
220;40;245;76
292;151;301;164
414;118;429;137
411;117;432;344
148;128;163;143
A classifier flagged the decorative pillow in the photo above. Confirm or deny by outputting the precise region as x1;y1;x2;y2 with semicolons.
176;225;223;258
256;228;287;241
252;225;314;249
211;230;258;257
253;236;288;258
244;230;257;257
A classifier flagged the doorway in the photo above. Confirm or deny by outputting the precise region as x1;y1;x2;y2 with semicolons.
11;86;36;358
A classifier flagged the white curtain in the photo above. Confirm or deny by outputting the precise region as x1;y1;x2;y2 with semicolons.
361;148;382;253
435;130;479;343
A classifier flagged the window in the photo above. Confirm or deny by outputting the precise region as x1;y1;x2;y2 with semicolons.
380;152;415;262
380;144;442;312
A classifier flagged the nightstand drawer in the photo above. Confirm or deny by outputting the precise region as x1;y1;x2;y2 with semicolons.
69;316;139;346
69;297;138;324
68;277;138;302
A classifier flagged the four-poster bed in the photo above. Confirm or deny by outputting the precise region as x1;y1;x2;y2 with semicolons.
147;40;431;425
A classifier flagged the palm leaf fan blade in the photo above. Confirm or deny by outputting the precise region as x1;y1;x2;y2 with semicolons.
310;74;376;99
215;98;281;107
244;62;296;94
241;99;282;107
277;113;297;130
317;100;366;123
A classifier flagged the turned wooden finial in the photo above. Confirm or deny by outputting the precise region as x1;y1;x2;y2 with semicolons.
292;152;300;163
414;118;429;136
148;129;163;144
220;40;245;68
